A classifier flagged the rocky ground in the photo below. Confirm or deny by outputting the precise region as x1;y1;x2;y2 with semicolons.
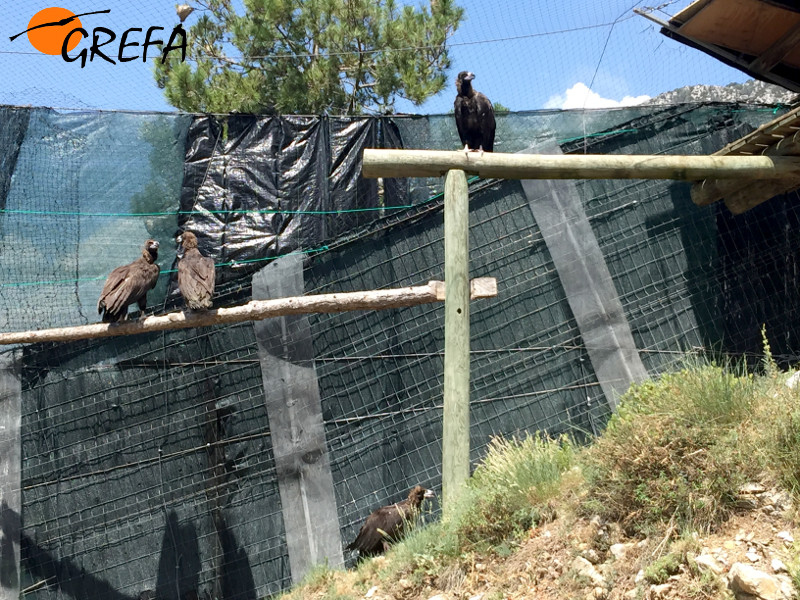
348;482;797;600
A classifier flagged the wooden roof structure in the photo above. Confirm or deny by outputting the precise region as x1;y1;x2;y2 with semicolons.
642;0;800;93
691;104;800;213
638;0;800;213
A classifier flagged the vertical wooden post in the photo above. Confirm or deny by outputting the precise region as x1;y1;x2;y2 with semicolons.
442;169;470;514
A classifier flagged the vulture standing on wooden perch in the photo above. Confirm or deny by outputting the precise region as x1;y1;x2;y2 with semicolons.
177;231;215;310
97;239;160;322
454;70;496;156
347;485;435;557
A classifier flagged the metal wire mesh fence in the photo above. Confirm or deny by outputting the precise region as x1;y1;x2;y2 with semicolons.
1;102;798;599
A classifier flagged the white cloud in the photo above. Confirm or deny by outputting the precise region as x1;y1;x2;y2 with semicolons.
544;82;650;110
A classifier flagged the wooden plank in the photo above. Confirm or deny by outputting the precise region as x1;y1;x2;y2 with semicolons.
0;351;21;600
361;150;800;181
676;0;799;56
470;277;498;299
0;281;495;346
712;105;800;156
692;130;800;207
520;146;647;413
636;7;800;92
724;177;800;214
750;26;800;72
442;169;471;515
252;256;344;582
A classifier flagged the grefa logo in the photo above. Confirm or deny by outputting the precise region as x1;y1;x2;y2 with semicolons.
10;7;187;68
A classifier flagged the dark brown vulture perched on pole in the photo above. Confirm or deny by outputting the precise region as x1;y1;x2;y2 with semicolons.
347;485;435;557
97;239;160;322
454;70;496;156
177;231;215;310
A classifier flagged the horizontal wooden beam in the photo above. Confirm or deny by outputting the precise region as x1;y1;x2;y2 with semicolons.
362;149;800;181
749;24;800;73
0;278;498;346
693;176;800;211
723;178;800;214
691;129;800;209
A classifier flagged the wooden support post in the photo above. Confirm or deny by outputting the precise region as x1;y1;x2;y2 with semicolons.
361;149;800;181
0;351;21;600
442;169;471;514
0;280;497;346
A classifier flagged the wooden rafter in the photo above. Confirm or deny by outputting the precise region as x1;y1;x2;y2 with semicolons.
691;104;800;213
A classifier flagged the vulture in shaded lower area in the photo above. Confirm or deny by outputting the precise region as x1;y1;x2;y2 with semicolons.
454;70;496;156
347;485;435;558
97;239;160;322
177;231;215;310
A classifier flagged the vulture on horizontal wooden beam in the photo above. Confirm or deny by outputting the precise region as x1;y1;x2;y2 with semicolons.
347;485;435;557
97;239;160;323
454;70;496;156
177;231;215;310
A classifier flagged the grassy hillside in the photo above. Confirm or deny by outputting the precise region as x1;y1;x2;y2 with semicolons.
278;347;800;600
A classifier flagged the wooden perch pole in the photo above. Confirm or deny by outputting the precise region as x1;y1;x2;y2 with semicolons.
0;279;498;346
442;169;471;515
362;149;800;181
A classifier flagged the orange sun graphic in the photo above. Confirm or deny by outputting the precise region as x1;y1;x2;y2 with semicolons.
26;7;83;55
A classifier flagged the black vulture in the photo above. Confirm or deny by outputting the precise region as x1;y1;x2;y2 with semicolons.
97;239;160;322
454;70;496;156
177;231;215;310
347;485;435;557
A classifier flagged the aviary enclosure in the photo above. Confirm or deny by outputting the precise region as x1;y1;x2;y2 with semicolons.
1;102;800;598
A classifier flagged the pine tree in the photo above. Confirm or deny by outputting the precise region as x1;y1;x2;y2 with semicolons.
155;0;464;115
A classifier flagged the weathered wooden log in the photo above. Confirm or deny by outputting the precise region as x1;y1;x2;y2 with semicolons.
442;169;471;514
361;149;800;181
0;278;498;346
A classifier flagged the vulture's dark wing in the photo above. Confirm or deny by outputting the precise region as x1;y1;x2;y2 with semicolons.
454;97;469;147
98;263;134;317
98;259;159;318
178;251;215;309
347;503;409;555
476;92;496;152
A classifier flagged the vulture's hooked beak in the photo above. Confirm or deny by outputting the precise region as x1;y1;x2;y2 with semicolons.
464;72;475;82
176;236;185;259
424;489;436;499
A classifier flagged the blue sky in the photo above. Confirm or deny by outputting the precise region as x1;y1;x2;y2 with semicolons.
0;0;754;114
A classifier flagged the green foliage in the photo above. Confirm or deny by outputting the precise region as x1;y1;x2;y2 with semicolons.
613;360;758;427
155;0;464;114
582;363;761;534
644;553;682;584
455;434;574;547
786;542;800;594
686;569;725;600
369;433;574;587
765;392;800;494
762;324;778;378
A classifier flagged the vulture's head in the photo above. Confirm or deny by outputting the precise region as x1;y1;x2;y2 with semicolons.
407;485;436;506
455;71;475;94
178;231;199;250
143;239;160;262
